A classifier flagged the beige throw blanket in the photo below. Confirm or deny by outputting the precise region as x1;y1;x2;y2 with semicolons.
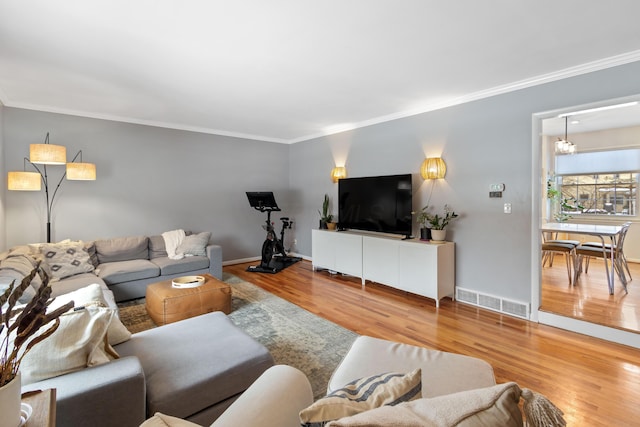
162;229;185;260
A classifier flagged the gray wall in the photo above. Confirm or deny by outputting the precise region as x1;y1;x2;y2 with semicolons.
290;60;640;303
2;60;640;306
2;109;291;260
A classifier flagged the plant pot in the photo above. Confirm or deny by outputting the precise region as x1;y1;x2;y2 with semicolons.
431;229;447;242
419;228;431;241
327;222;337;230
0;372;22;427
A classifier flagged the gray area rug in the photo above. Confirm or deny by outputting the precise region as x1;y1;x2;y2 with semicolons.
118;273;358;399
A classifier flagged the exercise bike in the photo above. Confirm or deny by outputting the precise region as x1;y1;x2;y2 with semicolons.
246;191;301;273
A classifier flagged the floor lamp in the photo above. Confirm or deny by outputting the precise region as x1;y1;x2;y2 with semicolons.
7;133;97;243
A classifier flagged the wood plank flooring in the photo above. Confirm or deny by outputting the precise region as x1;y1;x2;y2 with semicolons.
226;260;640;427
541;255;640;331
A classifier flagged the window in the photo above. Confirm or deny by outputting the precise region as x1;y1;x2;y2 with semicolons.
558;173;637;216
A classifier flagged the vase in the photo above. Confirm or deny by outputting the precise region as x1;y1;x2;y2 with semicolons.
419;228;431;241
431;229;447;242
0;372;22;427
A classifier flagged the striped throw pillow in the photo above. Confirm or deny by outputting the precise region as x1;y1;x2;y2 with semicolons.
299;369;422;427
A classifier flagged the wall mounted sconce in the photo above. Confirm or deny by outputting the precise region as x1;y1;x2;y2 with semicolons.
7;132;97;242
331;166;347;183
420;157;447;179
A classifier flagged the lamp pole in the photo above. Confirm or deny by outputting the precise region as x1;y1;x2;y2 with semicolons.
26;161;68;243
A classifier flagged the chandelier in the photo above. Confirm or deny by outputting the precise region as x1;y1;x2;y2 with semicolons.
555;116;576;155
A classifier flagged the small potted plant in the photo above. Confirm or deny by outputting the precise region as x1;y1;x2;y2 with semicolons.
0;265;73;427
426;204;459;241
416;205;431;240
318;194;333;229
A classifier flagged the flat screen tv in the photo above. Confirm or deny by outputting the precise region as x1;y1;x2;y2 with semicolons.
338;174;413;238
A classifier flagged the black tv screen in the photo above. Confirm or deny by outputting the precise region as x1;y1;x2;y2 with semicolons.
338;174;413;237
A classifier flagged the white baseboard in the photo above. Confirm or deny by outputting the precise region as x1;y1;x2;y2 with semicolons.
538;311;640;349
223;253;310;266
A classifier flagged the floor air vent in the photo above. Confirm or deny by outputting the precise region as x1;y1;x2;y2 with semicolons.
456;287;529;319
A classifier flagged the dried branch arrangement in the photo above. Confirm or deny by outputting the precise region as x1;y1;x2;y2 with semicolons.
0;264;74;387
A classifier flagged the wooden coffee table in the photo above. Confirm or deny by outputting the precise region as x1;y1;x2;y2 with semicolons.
145;273;231;325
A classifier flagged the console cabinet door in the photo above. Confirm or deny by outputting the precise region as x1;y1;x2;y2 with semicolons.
312;229;335;270
398;242;455;305
362;236;399;287
312;230;362;277
334;233;363;277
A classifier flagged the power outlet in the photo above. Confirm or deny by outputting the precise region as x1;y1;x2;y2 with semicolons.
504;203;512;214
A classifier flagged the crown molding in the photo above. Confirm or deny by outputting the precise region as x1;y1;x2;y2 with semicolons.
3;50;640;145
288;50;640;144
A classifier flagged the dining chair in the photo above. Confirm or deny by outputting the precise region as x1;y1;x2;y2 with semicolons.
580;222;632;282
573;222;630;293
542;232;578;285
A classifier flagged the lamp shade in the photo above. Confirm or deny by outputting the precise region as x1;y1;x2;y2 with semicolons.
30;143;67;165
8;171;41;191
330;166;347;183
67;162;97;180
421;157;447;179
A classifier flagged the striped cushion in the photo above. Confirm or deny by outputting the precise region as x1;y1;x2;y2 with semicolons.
299;369;422;427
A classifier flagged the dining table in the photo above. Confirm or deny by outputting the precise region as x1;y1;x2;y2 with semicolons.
541;222;624;294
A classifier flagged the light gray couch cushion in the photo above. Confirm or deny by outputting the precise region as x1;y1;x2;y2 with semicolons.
148;235;168;259
49;273;108;298
97;259;160;285
150;255;210;276
95;236;149;263
115;312;274;420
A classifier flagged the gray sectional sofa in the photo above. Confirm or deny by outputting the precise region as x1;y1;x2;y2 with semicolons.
92;232;222;301
0;230;223;303
1;231;279;427
22;312;274;427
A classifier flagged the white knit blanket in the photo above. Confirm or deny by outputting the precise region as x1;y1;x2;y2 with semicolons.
162;229;185;260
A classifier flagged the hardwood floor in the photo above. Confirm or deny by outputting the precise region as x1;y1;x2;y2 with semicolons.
226;260;640;427
541;255;639;331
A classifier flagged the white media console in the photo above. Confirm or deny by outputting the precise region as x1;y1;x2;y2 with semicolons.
312;229;455;307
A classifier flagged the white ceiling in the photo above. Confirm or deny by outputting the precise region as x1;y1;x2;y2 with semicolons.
2;1;640;144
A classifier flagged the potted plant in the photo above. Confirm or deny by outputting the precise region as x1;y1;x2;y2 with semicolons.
426;204;459;241
416;205;432;240
0;265;73;427
318;194;333;229
547;178;583;222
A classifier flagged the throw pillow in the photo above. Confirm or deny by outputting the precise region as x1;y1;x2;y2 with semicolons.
139;412;202;427
84;241;99;268
0;253;41;303
177;232;211;257
299;369;422;427
326;382;524;427
39;242;95;281
49;283;132;345
15;305;119;385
